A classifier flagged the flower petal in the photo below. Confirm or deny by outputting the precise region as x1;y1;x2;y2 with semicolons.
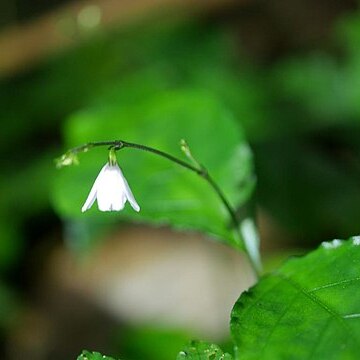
116;165;140;212
96;164;126;211
81;164;108;212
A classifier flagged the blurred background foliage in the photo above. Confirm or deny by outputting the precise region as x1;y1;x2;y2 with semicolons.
1;0;360;359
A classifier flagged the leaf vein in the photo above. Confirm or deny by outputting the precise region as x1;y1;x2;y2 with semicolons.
306;316;332;359
309;276;360;292
258;292;299;357
276;273;359;344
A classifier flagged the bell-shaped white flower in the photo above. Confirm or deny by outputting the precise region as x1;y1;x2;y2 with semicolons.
81;156;140;212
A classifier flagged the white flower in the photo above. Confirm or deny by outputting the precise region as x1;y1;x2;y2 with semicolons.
81;162;140;212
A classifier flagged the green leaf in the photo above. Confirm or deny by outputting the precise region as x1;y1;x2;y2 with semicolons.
177;340;233;360
52;89;255;251
118;326;190;360
231;237;360;359
77;350;118;360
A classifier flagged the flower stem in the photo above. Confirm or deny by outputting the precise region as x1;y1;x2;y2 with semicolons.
59;140;260;277
119;141;241;237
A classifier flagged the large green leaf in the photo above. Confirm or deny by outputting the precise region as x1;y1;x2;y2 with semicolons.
177;341;233;360
52;89;255;250
231;237;360;359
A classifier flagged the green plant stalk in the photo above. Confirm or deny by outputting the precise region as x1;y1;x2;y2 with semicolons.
57;139;260;277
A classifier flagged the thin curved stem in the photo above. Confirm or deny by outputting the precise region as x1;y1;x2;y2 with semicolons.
117;140;201;174
118;141;242;243
58;139;259;277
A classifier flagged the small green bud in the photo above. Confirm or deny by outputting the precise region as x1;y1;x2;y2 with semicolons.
180;139;191;158
108;148;117;165
55;151;79;168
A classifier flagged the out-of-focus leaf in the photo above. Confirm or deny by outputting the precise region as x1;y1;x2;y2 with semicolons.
0;152;56;216
118;327;190;360
0;154;56;272
0;281;18;329
52;89;255;251
272;54;351;121
271;12;360;126
231;237;360;359
177;340;233;360
77;350;118;360
240;218;261;273
255;133;360;243
0;218;22;272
